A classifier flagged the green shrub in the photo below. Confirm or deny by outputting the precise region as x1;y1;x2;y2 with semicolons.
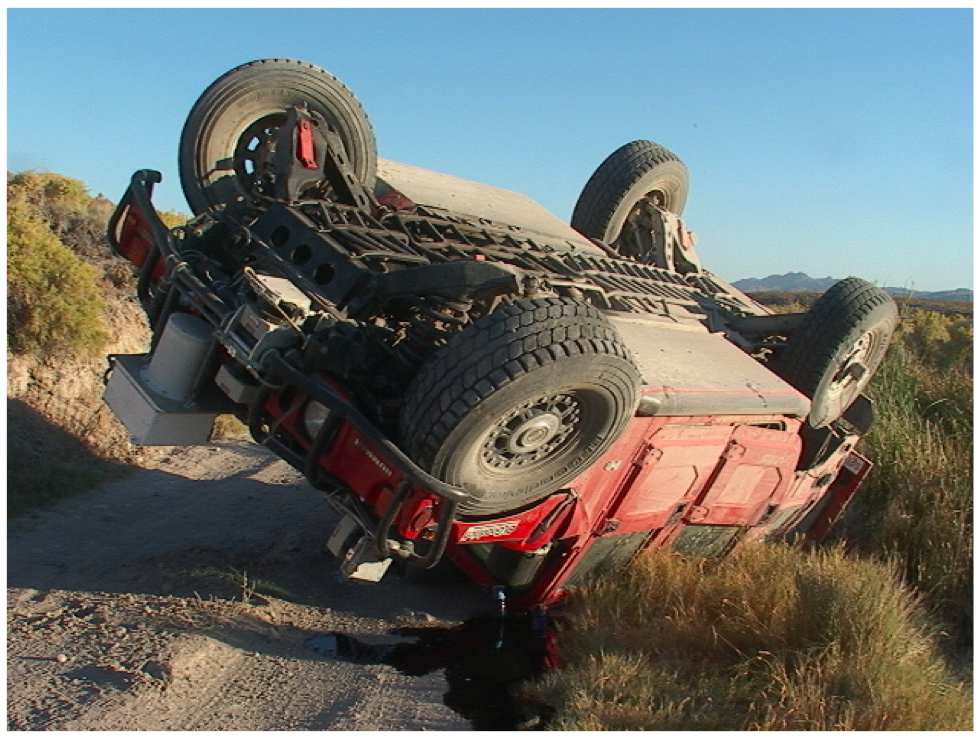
159;209;190;229
9;171;114;260
7;169;179;517
898;310;973;373
7;200;109;358
8;170;190;261
5;169;190;361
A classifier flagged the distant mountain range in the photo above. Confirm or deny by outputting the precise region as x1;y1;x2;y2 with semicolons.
732;272;973;303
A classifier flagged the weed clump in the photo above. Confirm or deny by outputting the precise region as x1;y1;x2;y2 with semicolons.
850;309;973;636
539;545;971;731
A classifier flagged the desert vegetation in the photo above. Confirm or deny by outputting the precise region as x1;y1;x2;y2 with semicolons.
538;545;972;730
852;308;973;635
6;171;190;515
8;171;189;361
7;172;113;359
541;302;973;730
753;289;972;318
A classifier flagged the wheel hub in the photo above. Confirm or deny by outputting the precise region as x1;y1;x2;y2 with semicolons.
481;394;580;470
508;413;562;454
827;331;874;401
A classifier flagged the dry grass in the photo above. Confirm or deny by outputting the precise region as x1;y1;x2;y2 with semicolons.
538;545;972;730
848;310;973;635
539;309;973;730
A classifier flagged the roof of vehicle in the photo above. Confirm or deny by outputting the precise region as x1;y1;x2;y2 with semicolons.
608;314;811;418
375;159;608;256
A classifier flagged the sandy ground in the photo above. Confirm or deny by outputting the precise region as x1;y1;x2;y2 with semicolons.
7;441;492;730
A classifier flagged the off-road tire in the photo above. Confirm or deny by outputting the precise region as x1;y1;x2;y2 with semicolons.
179;58;377;215
401;297;641;517
771;278;898;429
571;140;689;243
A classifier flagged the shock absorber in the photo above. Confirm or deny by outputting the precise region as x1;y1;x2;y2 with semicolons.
395;296;475;370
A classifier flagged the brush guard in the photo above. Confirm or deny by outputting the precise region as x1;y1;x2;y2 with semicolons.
248;349;472;572
108;170;476;572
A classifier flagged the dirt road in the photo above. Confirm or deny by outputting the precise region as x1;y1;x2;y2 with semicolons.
7;441;491;730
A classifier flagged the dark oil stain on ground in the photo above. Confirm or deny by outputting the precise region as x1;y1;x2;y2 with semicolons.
305;612;559;730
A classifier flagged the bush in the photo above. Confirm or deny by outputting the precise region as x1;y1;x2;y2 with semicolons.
848;309;973;635
8;170;190;262
539;546;972;731
7;200;109;359
159;208;191;229
8;172;109;258
7;169;180;517
6;170;190;361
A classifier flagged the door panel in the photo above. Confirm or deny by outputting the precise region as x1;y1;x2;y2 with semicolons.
609;424;732;532
688;425;801;526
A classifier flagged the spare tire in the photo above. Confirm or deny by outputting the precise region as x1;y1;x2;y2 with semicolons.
771;278;898;429
179;58;377;215
400;297;641;517
571;140;689;244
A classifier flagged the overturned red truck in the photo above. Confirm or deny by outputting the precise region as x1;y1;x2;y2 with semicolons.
103;59;898;610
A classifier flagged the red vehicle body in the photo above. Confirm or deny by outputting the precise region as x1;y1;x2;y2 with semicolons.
103;60;894;611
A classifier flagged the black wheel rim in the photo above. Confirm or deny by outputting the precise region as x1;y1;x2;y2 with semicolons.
231;113;288;200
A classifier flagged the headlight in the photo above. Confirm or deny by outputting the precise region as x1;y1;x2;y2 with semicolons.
303;400;333;440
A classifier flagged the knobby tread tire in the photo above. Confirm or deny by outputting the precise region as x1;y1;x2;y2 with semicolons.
400;297;641;516
571;140;689;242
772;277;898;428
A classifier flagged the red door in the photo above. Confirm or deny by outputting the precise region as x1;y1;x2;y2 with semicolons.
606;423;733;533
685;425;801;526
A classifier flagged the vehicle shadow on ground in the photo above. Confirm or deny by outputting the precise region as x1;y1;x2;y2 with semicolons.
7;439;487;624
7;399;136;517
7;432;539;730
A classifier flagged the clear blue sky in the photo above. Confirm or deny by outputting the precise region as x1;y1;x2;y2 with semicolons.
7;8;973;292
